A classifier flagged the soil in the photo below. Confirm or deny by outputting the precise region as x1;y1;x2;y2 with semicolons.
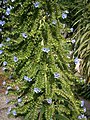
0;69;23;120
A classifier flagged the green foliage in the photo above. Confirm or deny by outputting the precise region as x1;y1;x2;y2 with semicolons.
71;0;90;81
0;0;81;120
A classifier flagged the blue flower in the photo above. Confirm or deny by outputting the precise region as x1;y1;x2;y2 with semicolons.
14;56;18;62
22;33;28;38
62;13;67;19
6;99;10;104
34;2;40;8
7;86;12;90
7;107;11;115
72;39;75;44
46;98;52;104
6;37;11;42
52;20;57;25
0;20;5;26
0;43;4;48
0;28;2;32
3;0;8;4
12;110;17;116
3;61;7;66
34;88;41;93
64;10;69;14
74;57;79;64
6;6;13;16
18;98;22;103
24;76;32;82
42;48;50;53
15;86;19;90
5;90;8;95
0;50;3;54
81;100;84;107
9;75;13;79
54;73;60;78
2;81;6;85
2;67;7;71
6;8;11;15
83;107;86;113
70;28;74;32
11;0;15;2
8;107;11;112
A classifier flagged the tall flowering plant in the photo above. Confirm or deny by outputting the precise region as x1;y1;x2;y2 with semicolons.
0;0;81;120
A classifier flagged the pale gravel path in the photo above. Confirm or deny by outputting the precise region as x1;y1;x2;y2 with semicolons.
0;94;23;120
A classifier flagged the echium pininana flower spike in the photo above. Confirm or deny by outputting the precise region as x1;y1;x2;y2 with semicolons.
34;88;41;93
14;56;18;62
34;2;40;8
0;50;3;54
22;33;28;38
54;73;60;78
42;48;50;53
62;13;67;19
46;98;52;104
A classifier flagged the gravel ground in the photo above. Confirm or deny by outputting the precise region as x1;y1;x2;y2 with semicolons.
0;94;23;120
0;69;23;120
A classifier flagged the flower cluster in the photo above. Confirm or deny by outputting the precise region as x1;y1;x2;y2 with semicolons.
54;73;60;78
6;37;11;42
52;20;57;25
34;2;40;8
72;39;76;44
34;88;41;93
3;61;7;66
24;76;32;82
0;20;5;26
18;98;22;103
22;33;28;38
0;50;3;54
42;48;50;53
12;110;17;116
2;81;6;85
0;43;4;48
14;56;18;62
74;57;79;64
62;13;67;19
46;98;52;104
